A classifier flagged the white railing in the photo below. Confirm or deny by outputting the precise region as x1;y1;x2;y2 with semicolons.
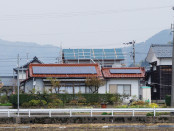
0;108;173;117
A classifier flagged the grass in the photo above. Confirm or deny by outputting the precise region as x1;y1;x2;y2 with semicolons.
0;103;12;106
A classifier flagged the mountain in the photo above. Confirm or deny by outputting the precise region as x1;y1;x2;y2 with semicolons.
0;39;60;76
123;29;173;67
0;29;172;76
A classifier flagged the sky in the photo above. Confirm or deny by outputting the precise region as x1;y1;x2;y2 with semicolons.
0;0;173;48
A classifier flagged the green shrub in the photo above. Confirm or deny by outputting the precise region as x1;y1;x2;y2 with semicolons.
165;95;171;106
101;112;108;115
0;103;12;106
101;112;112;115
22;102;30;108
146;112;169;116
9;94;122;107
29;100;47;106
0;95;8;104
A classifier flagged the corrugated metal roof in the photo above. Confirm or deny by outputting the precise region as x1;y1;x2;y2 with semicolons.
151;44;172;58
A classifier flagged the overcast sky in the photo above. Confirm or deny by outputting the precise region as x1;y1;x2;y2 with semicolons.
0;0;173;48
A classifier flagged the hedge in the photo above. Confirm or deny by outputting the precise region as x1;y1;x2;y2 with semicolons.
9;94;117;107
165;95;171;106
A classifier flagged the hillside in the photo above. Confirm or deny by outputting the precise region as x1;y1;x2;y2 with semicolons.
123;29;172;66
0;39;59;76
0;29;172;76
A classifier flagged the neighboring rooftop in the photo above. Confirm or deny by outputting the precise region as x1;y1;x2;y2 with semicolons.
63;48;124;60
14;56;43;71
102;67;145;78
151;44;172;58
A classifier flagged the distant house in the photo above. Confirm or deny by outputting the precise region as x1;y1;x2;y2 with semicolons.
13;56;43;82
146;44;172;100
0;76;17;96
21;63;103;94
62;48;125;67
100;67;145;98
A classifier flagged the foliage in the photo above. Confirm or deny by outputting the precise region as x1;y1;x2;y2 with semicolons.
110;94;121;105
47;77;61;94
132;101;145;106
0;103;12;106
10;94;124;107
101;112;112;115
148;103;159;108
85;77;104;93
146;112;169;116
22;102;30;108
29;100;47;106
48;98;63;108
0;95;9;104
165;95;171;106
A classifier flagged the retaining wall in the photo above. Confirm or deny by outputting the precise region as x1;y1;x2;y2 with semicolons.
0;116;174;124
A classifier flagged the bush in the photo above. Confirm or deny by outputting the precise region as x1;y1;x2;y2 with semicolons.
9;94;123;107
22;102;30;108
132;101;145;106
101;112;108;115
48;98;63;108
0;95;8;104
0;103;12;106
29;100;47;106
146;112;169;116
101;112;112;115
148;103;159;108
165;95;171;106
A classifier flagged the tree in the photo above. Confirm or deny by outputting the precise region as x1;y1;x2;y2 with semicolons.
47;77;61;94
85;77;104;94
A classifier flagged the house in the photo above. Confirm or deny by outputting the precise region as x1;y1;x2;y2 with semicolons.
21;63;103;94
62;48;125;67
0;76;17;96
146;44;172;101
13;56;43;82
100;67;145;98
20;63;145;100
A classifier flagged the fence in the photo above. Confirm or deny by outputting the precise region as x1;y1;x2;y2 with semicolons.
0;108;173;117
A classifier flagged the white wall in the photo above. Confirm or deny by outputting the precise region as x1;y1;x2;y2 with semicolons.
98;78;140;97
25;78;44;93
159;58;172;65
18;71;26;80
146;47;160;65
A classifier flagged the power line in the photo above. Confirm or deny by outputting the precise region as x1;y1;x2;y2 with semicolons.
0;5;172;21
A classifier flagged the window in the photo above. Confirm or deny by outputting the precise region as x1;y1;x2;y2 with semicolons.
117;84;131;96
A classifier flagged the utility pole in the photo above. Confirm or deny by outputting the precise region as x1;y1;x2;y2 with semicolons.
17;54;20;117
171;7;174;107
123;40;136;66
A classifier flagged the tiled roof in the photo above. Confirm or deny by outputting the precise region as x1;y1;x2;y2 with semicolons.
151;44;172;58
102;67;145;78
14;56;43;71
29;63;103;78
